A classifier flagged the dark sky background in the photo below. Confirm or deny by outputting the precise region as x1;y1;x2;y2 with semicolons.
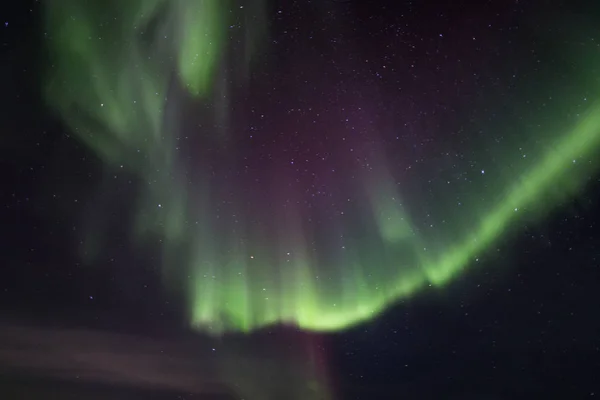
2;0;600;399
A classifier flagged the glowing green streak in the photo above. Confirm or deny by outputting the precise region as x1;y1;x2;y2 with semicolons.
43;1;600;335
178;1;225;96
189;106;600;334
366;170;415;244
427;107;600;285
315;107;600;331
347;106;598;329
44;0;224;170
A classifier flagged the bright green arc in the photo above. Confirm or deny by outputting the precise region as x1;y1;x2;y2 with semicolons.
43;1;600;335
189;106;600;333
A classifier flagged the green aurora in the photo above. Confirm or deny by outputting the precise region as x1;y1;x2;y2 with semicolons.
44;0;600;335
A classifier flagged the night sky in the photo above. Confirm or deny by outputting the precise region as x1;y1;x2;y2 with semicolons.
2;0;600;399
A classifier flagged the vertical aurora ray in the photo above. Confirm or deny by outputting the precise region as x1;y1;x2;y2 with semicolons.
177;1;225;97
43;0;600;336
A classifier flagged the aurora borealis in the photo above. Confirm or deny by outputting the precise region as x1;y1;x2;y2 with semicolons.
42;0;600;335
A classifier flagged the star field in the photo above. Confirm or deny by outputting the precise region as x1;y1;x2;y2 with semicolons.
42;0;600;334
2;0;600;399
